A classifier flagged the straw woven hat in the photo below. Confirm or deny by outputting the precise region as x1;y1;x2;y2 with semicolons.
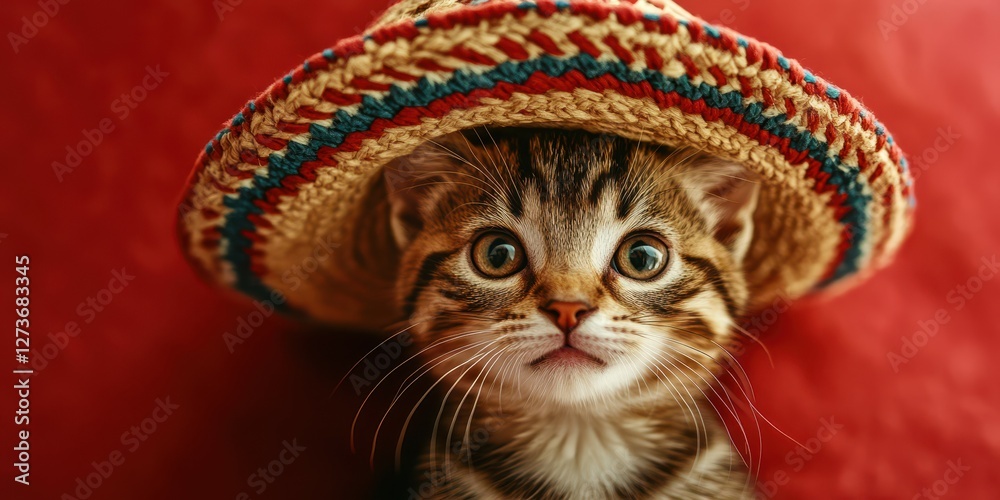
177;0;914;328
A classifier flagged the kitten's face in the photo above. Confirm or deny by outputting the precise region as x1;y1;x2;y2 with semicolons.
385;128;758;406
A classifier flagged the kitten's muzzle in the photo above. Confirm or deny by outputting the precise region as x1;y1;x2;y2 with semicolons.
539;301;595;334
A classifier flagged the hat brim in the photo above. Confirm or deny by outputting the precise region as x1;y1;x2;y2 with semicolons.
177;0;913;327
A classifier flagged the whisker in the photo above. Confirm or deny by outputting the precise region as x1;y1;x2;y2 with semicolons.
433;346;502;467
633;332;756;461
730;322;775;367
392;331;494;398
390;339;503;469
332;322;423;396
655;347;757;480
448;347;506;467
354;335;493;455
632;315;758;400
641;353;709;470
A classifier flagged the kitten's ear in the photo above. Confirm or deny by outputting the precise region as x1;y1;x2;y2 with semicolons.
383;139;460;248
678;158;760;262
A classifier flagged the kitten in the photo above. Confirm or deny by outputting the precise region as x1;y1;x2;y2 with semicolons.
383;127;759;499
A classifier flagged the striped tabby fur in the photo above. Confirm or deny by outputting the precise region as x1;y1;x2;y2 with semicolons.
384;128;759;499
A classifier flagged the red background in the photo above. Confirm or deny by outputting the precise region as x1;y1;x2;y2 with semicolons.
3;0;999;498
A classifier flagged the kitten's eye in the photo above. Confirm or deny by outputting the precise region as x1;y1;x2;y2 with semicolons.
613;234;669;280
471;231;526;278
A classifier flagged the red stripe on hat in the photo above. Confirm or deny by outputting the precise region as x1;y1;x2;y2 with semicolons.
526;31;565;56
602;35;634;64
495;37;531;60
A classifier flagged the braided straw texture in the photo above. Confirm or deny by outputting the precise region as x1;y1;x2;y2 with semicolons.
177;0;914;327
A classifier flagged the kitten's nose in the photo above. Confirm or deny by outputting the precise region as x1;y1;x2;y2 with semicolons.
540;301;595;333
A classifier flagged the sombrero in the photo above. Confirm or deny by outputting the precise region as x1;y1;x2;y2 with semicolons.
176;0;914;328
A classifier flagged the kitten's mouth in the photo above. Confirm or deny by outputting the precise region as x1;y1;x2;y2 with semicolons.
529;346;606;368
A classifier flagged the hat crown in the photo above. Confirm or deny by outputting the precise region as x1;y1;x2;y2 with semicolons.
373;0;693;28
177;0;913;326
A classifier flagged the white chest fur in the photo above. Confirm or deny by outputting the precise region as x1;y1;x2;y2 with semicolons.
498;406;669;498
